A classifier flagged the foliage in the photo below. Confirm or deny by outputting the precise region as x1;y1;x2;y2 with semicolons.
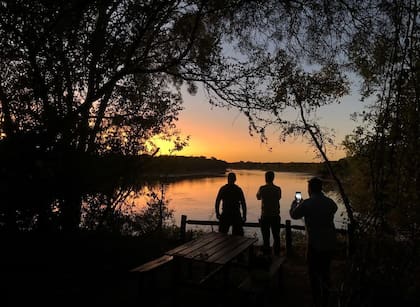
81;182;174;236
318;1;420;306
337;0;419;232
0;0;267;231
342;1;420;234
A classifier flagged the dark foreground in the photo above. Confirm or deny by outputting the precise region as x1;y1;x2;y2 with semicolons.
0;232;345;307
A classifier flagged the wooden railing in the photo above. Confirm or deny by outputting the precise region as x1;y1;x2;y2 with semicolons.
179;214;348;257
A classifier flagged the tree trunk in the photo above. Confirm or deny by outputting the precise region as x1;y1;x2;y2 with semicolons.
297;100;356;252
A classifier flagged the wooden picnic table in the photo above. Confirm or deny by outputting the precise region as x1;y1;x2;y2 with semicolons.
164;232;258;286
131;232;285;306
165;232;258;265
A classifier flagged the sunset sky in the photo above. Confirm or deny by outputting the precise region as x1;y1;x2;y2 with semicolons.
154;86;365;163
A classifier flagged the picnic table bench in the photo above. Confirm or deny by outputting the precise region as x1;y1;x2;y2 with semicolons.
130;232;258;292
130;254;174;274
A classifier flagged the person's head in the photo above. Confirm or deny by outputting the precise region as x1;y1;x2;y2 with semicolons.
227;172;236;184
308;177;322;196
265;171;275;183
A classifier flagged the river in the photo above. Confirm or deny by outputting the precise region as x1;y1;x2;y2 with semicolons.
134;169;348;241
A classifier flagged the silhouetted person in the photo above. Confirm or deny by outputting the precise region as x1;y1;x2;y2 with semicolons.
289;177;338;307
257;171;282;256
215;172;247;236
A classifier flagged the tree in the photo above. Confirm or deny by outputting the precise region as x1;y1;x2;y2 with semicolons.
345;0;420;231
0;0;268;231
339;3;420;304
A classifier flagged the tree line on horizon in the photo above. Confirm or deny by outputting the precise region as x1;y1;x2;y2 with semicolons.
111;154;327;175
229;161;324;173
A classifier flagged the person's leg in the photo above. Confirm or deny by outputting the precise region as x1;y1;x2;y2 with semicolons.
319;251;333;307
307;247;322;307
271;216;281;256
232;214;244;236
260;216;271;255
218;214;230;234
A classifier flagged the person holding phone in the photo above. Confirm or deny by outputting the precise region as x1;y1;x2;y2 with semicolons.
290;177;338;307
256;171;282;256
295;191;302;203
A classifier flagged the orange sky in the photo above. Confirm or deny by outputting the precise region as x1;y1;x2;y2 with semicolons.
153;88;361;163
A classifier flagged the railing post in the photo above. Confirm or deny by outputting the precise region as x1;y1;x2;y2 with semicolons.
180;215;187;242
285;219;292;257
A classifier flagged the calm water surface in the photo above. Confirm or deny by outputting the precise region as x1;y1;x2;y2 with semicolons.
135;169;347;240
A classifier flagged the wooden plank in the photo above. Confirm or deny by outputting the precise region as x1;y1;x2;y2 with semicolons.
186;234;244;261
183;218;347;235
212;238;257;264
169;233;226;258
186;220;260;228
166;232;257;265
130;255;173;273
186;220;219;226
184;235;231;260
206;236;257;264
178;233;227;257
290;224;306;231
165;232;219;256
201;236;243;259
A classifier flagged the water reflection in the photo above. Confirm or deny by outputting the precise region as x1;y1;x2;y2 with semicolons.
134;169;348;236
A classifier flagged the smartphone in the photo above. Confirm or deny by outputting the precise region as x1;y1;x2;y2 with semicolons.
295;191;302;202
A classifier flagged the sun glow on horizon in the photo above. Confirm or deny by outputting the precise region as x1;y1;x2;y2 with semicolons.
151;131;346;163
147;115;347;162
147;85;354;163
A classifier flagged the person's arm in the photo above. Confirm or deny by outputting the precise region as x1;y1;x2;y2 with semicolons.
240;189;247;222
215;188;222;219
289;199;305;219
256;187;261;200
